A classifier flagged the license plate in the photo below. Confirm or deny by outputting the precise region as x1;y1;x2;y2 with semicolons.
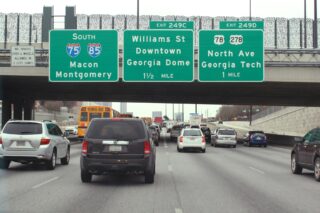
17;141;25;146
109;145;122;152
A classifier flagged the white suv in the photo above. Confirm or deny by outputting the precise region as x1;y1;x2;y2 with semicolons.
177;128;206;153
0;120;70;170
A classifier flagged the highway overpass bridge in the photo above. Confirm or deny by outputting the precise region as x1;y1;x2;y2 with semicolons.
0;7;320;127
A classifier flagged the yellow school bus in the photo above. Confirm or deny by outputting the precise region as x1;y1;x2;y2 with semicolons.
77;106;120;138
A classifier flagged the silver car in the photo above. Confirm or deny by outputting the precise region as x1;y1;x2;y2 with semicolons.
0;120;70;170
211;128;237;148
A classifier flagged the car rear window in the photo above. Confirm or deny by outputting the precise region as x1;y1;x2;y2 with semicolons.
250;131;265;135
183;130;202;136
218;130;236;135
3;122;42;134
89;112;101;121
172;126;182;130
86;119;146;140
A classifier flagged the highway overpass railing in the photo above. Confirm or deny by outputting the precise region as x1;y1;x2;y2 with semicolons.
0;6;320;49
1;48;320;67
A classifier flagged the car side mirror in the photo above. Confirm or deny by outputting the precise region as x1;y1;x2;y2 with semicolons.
294;136;304;143
63;131;69;137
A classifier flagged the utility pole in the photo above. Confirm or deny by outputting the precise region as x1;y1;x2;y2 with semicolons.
249;105;253;126
182;104;184;122
172;104;175;121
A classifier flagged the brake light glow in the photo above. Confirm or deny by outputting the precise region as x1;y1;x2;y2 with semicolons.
202;136;205;143
0;137;2;144
82;140;88;155
40;138;50;145
179;136;183;143
144;141;151;154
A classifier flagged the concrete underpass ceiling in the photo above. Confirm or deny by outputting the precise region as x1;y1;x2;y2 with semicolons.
1;76;320;106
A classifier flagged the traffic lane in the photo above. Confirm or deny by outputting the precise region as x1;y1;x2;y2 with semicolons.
0;142;182;213
0;143;82;209
200;145;320;213
164;143;290;213
165;140;320;213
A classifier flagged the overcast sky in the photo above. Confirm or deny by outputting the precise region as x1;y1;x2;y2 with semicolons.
2;0;316;118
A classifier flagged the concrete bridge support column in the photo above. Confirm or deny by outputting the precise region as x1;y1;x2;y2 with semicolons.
1;100;12;128
23;100;34;120
13;101;23;120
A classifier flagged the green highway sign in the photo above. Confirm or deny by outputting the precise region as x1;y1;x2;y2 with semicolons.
123;30;194;82
149;21;194;30
49;30;118;82
199;30;264;82
219;21;264;30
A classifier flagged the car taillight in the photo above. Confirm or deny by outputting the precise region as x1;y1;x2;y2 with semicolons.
40;138;50;145
82;140;88;155
202;136;205;143
144;140;151;155
179;136;183;143
0;137;2;145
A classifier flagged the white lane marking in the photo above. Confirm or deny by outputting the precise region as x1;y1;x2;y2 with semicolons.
168;165;173;172
164;142;168;148
32;176;59;189
175;208;183;213
249;166;265;174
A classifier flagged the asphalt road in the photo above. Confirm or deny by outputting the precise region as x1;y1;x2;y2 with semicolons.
0;136;319;213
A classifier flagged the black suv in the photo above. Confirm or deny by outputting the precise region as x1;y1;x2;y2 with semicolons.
291;128;320;181
80;118;156;184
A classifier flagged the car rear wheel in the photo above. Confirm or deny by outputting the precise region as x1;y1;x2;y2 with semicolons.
177;146;182;152
46;149;57;170
233;145;236;148
201;148;206;153
61;146;70;165
0;159;10;169
248;142;252;147
264;144;267;148
291;153;302;174
145;166;155;184
314;157;320;182
81;170;92;183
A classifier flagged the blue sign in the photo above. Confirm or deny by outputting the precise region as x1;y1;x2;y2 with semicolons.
87;43;102;58
66;43;81;58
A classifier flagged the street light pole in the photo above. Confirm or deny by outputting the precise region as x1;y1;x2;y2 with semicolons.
137;0;140;29
249;0;252;20
304;0;307;48
314;0;318;48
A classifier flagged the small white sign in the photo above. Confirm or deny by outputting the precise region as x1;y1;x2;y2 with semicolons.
11;46;35;67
